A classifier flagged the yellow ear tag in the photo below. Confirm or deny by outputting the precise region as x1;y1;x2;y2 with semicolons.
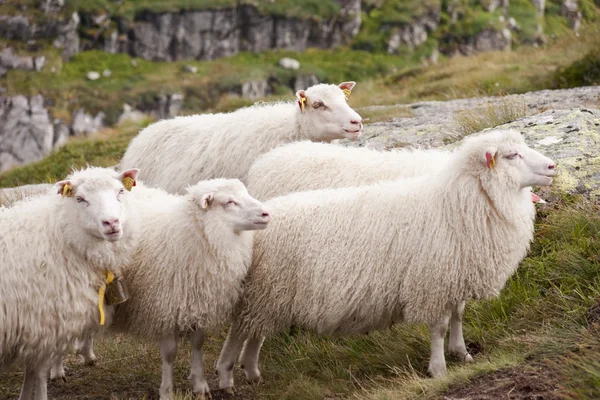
342;88;352;99
62;183;72;197
300;96;306;112
122;176;135;191
490;157;496;169
98;271;115;325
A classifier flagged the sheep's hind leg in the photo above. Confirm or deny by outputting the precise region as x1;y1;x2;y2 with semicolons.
239;336;265;383
189;330;211;399
448;301;473;363
18;362;35;400
428;313;450;378
159;336;178;400
216;326;248;394
76;336;97;366
49;353;67;382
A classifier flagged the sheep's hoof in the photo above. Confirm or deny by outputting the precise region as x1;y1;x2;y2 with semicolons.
50;374;67;383
220;387;235;396
464;353;474;363
246;376;262;384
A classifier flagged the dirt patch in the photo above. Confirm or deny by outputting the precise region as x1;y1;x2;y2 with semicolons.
586;298;600;329
443;362;563;400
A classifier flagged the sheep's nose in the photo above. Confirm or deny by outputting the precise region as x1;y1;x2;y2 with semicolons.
548;163;555;170
350;118;361;126
262;212;270;218
102;218;119;228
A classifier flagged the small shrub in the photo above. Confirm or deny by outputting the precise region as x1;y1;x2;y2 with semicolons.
453;95;529;138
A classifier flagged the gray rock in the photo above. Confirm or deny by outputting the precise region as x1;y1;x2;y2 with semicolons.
184;64;198;73
0;95;54;172
0;47;34;71
458;28;511;55
386;8;440;54
147;93;184;119
38;0;64;13
52;12;80;60
52;119;70;148
102;68;111;77
242;81;269;99
87;71;100;80
560;0;582;31
33;56;45;71
294;74;320;92
279;57;300;70
117;104;148;125
71;109;104;137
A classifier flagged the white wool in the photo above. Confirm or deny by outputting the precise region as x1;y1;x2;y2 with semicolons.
0;167;139;370
120;82;363;194
0;183;54;207
247;141;453;200
111;178;263;338
217;129;557;386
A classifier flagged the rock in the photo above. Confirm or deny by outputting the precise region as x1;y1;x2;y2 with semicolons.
458;28;511;55
387;8;440;53
33;56;45;71
0;15;33;41
294;74;320;92
146;93;184;119
102;68;111;77
38;0;64;13
560;0;582;31
87;71;100;80
131;59;138;67
278;57;300;70
117;104;148;125
71;109;104;137
345;86;600;198
184;64;198;73
52;119;70;148
530;0;546;14
52;12;80;60
507;17;519;30
242;81;269;99
0;67;7;78
0;47;35;71
0;95;54;172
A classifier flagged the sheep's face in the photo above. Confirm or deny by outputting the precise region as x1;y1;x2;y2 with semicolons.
56;169;139;242
477;131;556;189
193;179;271;233
297;82;363;142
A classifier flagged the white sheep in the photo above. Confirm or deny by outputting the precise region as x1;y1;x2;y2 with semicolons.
247;141;453;200
120;82;363;194
0;167;141;400
215;129;557;392
52;178;271;399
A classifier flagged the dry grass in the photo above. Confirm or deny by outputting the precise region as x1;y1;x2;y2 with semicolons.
356;105;414;124
454;95;529;137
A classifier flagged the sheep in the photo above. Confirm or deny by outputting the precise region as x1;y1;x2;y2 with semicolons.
247;141;453;200
120;82;363;194
215;129;557;392
52;178;271;399
0;167;141;400
0;183;54;207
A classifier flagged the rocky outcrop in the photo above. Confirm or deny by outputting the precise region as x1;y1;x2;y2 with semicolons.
387;9;440;53
347;86;600;198
0;95;55;172
457;27;512;55
0;47;45;76
0;96;107;172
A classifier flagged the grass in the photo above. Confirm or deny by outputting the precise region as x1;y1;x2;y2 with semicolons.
1;194;599;399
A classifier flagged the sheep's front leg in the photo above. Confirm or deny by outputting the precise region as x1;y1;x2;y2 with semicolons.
239;337;265;383
159;336;178;400
75;336;96;366
216;326;247;394
428;313;450;378
448;300;473;363
49;353;67;382
18;362;35;400
189;330;211;399
33;361;50;400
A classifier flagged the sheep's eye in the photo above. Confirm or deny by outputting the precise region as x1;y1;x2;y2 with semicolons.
504;153;519;160
313;101;325;109
76;196;86;203
118;188;125;195
225;200;238;206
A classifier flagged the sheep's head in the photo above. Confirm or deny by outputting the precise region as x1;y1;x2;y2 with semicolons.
464;129;556;190
55;167;139;242
296;81;363;142
189;178;271;233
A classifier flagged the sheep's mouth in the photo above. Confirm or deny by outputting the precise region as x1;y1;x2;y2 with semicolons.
253;219;271;229
344;129;361;134
103;230;122;241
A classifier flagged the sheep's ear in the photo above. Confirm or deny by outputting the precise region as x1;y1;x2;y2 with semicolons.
120;168;139;191
338;81;356;99
485;149;497;169
296;90;307;112
56;180;73;197
201;193;214;209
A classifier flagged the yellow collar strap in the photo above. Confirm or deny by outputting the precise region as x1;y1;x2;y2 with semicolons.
342;88;352;99
98;271;115;325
